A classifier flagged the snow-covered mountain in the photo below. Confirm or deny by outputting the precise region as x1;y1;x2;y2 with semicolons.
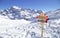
47;9;60;20
0;6;60;38
0;6;42;20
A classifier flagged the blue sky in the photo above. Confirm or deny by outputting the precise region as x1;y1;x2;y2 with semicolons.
0;0;60;12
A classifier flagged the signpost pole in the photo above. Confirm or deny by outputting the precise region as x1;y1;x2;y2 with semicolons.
40;22;44;38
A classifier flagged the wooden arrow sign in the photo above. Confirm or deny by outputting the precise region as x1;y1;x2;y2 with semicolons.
36;13;48;38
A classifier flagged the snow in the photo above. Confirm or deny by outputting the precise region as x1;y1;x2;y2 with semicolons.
0;19;59;38
0;6;60;38
12;6;21;9
0;18;31;38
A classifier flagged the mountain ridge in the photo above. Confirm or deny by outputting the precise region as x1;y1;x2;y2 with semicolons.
0;6;42;20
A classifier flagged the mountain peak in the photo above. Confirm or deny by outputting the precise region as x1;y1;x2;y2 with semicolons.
12;6;21;9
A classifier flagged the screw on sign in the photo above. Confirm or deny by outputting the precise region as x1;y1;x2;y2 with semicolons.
36;13;49;38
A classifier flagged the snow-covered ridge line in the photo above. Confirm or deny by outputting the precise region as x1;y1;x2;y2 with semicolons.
0;6;42;20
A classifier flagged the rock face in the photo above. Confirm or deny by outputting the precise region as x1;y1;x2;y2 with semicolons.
0;6;60;38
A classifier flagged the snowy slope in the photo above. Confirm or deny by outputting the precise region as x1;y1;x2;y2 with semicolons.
0;18;31;38
0;19;60;38
47;9;60;20
0;6;60;38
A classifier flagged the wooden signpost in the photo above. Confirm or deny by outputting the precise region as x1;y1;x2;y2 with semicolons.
36;13;48;38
